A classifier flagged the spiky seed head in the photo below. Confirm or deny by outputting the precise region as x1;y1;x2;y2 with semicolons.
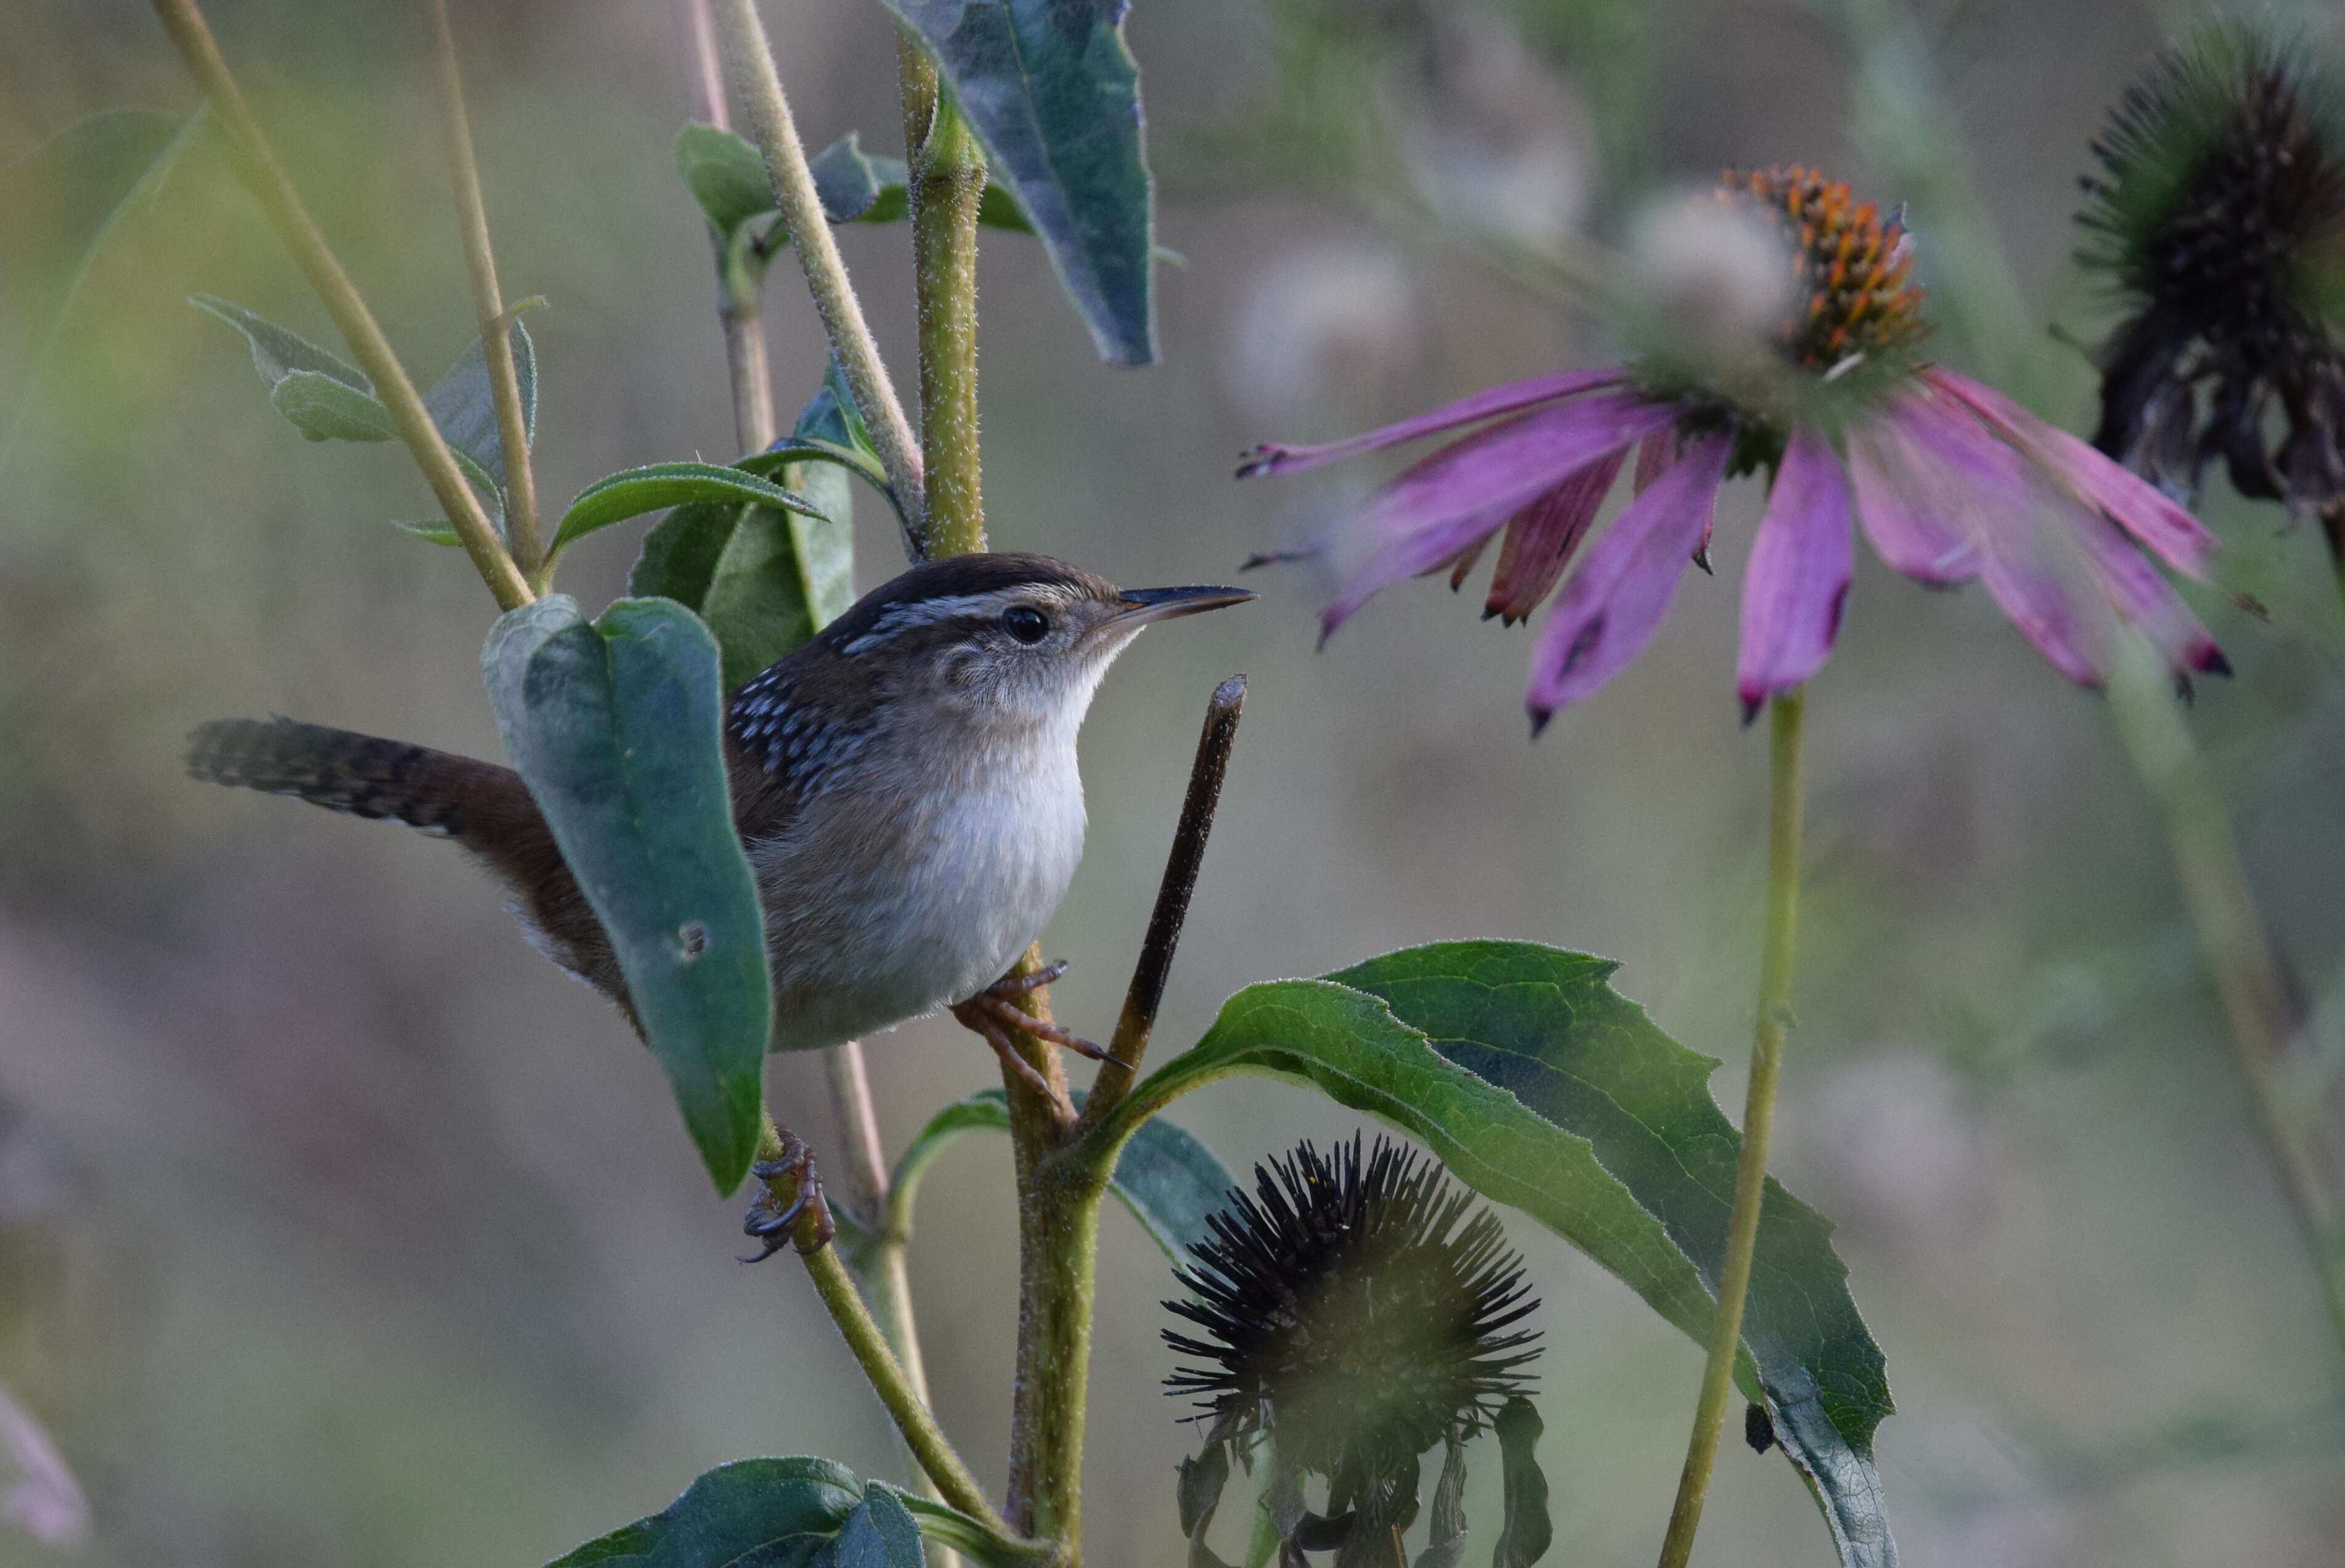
1161;1137;1541;1501
2076;22;2345;512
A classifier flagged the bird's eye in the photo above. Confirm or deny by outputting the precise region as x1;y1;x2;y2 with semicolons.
1002;605;1050;645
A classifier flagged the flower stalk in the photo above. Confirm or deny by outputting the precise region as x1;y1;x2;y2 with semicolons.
711;0;927;542
425;0;543;586
2106;647;2345;1356
1655;687;1806;1568
149;0;531;611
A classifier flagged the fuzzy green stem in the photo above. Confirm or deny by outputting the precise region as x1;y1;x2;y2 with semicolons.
425;0;544;586
755;1117;1022;1546
711;0;926;536
2108;645;2345;1358
1655;688;1806;1568
899;35;987;558
150;0;529;611
983;949;1088;1561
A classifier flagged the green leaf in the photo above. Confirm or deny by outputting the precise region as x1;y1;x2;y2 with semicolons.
194;293;373;393
268;368;396;443
629;500;738;612
626;445;860;689
1122;943;1897;1568
700;493;853;690
420;308;539;492
814;1485;925;1568
3;108;211;472
678;122;1036;246
675;122;781;243
551;1461;1021;1568
548;1457;860;1567
892;1088;1235;1260
1489;1399;1550;1568
1328;942;1893;1565
393;520;464;547
195;293;536;515
550;461;827;556
809;131;908;224
482;595;769;1191
881;0;1157;364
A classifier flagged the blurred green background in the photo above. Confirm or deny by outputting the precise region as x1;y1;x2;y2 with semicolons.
3;1;2343;1563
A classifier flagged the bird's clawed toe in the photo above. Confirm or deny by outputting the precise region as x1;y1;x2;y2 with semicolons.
741;1133;836;1259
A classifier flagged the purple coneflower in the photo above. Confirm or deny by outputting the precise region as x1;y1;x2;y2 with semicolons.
1241;166;2236;727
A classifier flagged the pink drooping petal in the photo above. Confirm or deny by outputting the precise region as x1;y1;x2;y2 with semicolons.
1525;434;1732;727
1319;393;1681;636
1921;367;2221;581
1320;500;1512;642
1735;430;1854;719
1846;401;1984;584
1976;541;2110;687
1238;369;1626;477
1866;388;2116;684
1925;411;2115;684
1633;427;1675;494
1484;450;1628;624
2063;499;2229;683
1443;533;1493;591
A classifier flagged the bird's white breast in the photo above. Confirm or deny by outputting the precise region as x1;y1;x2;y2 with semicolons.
751;733;1087;1053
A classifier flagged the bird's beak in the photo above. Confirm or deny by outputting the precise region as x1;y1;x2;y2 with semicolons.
1111;584;1257;628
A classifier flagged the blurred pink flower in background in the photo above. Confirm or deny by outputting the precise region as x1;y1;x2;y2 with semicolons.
1242;168;2241;727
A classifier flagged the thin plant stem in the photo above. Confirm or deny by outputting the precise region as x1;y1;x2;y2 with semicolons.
898;36;987;558
1074;675;1247;1137
2108;645;2345;1356
674;4;950;1525
680;0;729;135
754;1116;1026;1548
718;256;779;457
1655;688;1806;1568
147;0;530;611
709;0;927;544
425;0;543;586
679;0;780;460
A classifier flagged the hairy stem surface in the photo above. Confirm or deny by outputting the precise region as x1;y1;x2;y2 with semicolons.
711;0;926;539
899;36;987;558
1655;687;1806;1568
756;1117;1016;1543
425;0;543;584
150;0;529;610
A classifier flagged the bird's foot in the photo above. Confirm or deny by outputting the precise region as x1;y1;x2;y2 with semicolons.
969;963;1126;1067
741;1132;836;1260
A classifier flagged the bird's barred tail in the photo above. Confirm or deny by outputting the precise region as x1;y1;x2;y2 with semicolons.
186;717;508;838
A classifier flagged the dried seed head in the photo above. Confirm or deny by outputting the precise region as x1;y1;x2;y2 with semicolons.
1161;1137;1541;1499
2078;23;2345;516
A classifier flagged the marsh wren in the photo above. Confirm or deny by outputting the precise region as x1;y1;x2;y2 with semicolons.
186;552;1252;1124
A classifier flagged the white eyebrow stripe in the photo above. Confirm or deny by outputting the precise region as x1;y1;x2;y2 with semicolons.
838;586;1085;654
